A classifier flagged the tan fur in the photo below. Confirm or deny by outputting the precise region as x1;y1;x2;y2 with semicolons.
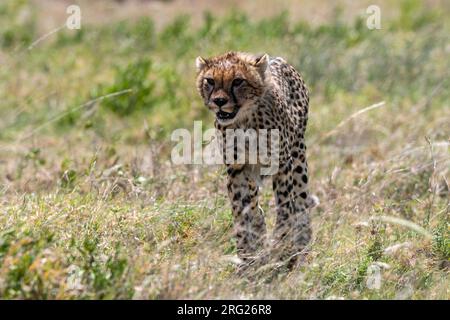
196;52;269;125
195;51;313;269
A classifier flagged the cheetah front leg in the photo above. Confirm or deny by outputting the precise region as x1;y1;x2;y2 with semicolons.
290;147;312;262
271;162;296;264
272;158;311;268
226;165;267;266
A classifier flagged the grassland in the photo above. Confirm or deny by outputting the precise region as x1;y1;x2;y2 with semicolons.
0;0;449;299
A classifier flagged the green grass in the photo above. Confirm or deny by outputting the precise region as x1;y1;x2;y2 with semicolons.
0;0;449;299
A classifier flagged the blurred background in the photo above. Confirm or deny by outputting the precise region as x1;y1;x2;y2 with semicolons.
0;0;448;299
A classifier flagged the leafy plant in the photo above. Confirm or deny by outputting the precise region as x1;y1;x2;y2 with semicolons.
100;59;156;116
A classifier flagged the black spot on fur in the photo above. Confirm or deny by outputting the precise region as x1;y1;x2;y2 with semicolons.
302;175;308;184
295;166;303;174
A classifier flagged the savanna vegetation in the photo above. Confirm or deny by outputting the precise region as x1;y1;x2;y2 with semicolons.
0;0;448;299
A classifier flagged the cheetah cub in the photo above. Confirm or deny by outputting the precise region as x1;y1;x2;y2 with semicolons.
196;52;316;269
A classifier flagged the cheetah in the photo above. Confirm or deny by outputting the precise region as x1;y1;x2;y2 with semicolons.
195;52;316;269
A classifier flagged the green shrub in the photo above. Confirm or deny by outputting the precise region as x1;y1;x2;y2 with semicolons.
432;220;450;265
100;59;156;116
0;0;36;49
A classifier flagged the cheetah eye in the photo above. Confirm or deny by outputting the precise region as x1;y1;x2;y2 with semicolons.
232;78;244;87
205;78;215;86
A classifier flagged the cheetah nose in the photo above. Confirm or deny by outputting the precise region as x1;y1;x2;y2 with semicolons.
213;98;228;107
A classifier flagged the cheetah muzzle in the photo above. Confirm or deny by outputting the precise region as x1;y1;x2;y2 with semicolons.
216;106;239;121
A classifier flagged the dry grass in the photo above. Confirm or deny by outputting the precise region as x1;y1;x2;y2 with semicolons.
0;0;448;299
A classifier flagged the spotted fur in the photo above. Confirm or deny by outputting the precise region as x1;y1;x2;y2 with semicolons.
196;52;316;268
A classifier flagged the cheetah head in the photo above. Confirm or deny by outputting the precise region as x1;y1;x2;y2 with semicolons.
195;51;269;125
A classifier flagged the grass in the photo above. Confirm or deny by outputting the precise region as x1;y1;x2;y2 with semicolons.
0;0;449;299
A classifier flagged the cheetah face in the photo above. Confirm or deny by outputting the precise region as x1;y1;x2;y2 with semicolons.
195;52;269;125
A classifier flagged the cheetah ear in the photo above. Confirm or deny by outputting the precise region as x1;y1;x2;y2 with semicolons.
195;56;208;72
254;53;269;76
